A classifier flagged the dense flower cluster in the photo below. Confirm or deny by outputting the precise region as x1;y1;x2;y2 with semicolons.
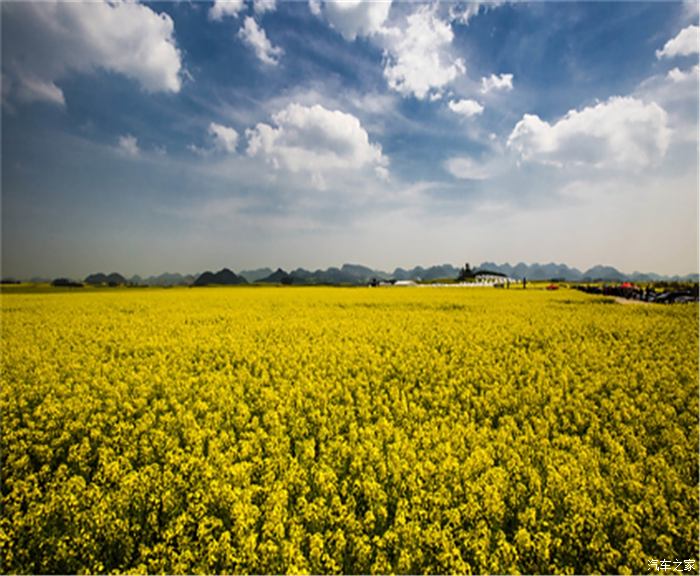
1;287;697;573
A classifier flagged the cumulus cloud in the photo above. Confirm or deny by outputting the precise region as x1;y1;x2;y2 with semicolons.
12;75;66;107
382;5;465;100
2;1;182;106
448;99;484;117
209;0;245;21
118;135;140;157
253;0;277;15
667;65;700;82
656;25;699;59
245;103;388;189
634;62;698;144
209;122;239;153
507;96;670;170
449;1;505;25
188;122;240;155
449;3;482;25
682;0;699;21
238;17;283;65
309;0;322;17
481;73;513;93
319;0;392;40
444;156;490;180
309;2;463;100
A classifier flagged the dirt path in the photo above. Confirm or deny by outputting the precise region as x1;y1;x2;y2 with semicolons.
614;297;652;305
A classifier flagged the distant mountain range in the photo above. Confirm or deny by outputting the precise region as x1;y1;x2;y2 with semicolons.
202;263;698;285
239;268;274;283
478;262;699;283
84;272;197;286
85;272;128;285
193;268;247;286
132;272;197;286
15;263;697;287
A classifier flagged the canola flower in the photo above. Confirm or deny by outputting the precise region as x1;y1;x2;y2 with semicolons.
0;286;698;574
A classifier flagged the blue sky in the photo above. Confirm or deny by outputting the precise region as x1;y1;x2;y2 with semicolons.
2;1;698;278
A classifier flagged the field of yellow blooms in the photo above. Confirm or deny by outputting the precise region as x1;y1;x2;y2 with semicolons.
1;286;698;574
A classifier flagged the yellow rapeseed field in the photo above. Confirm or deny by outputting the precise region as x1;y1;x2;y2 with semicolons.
1;286;698;574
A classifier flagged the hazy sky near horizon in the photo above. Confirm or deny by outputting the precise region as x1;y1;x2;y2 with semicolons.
2;0;698;278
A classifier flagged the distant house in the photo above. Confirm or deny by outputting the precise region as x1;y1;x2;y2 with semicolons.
394;280;417;287
473;271;515;286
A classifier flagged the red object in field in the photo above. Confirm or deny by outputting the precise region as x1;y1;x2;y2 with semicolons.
547;284;559;290
620;282;633;288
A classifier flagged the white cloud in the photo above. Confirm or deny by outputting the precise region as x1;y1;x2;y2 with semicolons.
118;135;140;157
444;156;490;180
507;96;671;170
634;64;698;144
449;1;505;25
481;73;513;93
209;122;239;153
245;103;389;189
682;1;699;22
238;17;283;65
382;5;465;100
667;65;700;82
254;0;277;15
656;25;699;59
448;99;484;117
188;122;240;155
348;92;397;116
320;0;392;40
187;143;209;157
14;75;66;107
2;1;182;107
309;0;322;17
449;3;482;25
209;0;245;21
309;2;465;100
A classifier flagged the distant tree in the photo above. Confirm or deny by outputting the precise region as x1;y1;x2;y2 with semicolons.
457;262;474;282
51;278;83;288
